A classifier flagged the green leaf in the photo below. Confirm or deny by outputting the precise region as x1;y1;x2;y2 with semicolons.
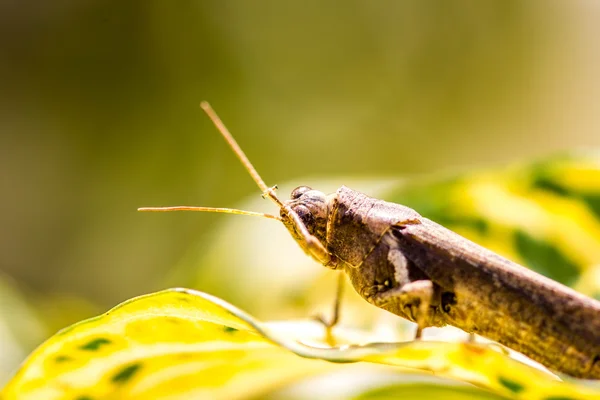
353;382;509;400
3;288;600;400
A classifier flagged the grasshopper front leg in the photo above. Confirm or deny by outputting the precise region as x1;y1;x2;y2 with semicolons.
280;200;339;268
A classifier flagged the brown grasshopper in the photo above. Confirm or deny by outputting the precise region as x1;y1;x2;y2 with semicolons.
140;102;600;379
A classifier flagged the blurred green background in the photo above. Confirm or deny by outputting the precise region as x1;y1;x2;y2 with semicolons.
2;0;600;383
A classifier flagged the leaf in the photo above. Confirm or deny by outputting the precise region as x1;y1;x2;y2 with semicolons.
352;382;509;400
3;288;600;400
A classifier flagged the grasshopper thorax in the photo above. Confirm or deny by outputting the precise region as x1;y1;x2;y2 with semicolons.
281;186;332;245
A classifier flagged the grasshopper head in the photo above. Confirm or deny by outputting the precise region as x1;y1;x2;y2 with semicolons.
281;186;332;245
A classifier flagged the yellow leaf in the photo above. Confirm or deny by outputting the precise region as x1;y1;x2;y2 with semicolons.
3;288;600;400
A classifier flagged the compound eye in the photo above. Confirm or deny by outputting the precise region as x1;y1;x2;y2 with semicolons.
294;205;314;227
290;186;312;200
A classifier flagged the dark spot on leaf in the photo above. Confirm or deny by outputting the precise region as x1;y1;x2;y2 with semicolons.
55;355;72;363
223;326;238;333
388;178;461;219
514;230;580;286
177;295;192;303
80;338;112;351
498;376;524;393
457;217;489;235
532;176;571;197
533;172;600;219
543;397;577;400
111;363;142;384
581;194;600;220
76;396;94;400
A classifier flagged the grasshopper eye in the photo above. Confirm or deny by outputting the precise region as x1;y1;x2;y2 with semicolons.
293;205;315;231
282;187;330;244
291;186;312;200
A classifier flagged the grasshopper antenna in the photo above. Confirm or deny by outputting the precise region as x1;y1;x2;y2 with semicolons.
137;101;283;220
200;101;283;207
139;101;333;266
137;206;281;221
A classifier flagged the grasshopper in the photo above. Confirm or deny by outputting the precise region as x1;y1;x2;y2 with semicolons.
140;102;600;379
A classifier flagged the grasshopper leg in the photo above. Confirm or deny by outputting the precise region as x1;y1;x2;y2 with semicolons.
372;279;437;340
314;273;345;329
405;280;434;340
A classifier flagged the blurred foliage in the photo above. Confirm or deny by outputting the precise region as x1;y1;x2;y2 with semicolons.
2;1;600;398
0;275;48;387
2;1;600;308
389;151;600;295
4;289;600;400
